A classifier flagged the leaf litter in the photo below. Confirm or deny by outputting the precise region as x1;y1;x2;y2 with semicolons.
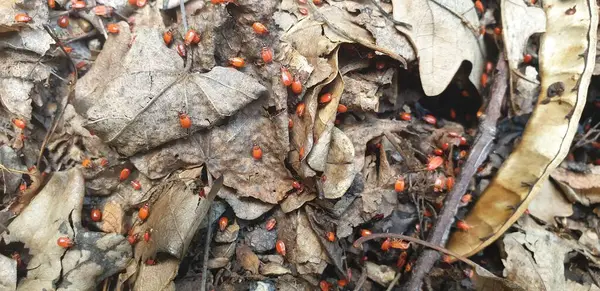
1;0;600;290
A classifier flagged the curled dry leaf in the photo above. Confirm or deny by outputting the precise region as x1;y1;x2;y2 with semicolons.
218;187;274;220
278;209;328;275
236;244;260;274
135;176;222;261
501;0;545;72
321;128;355;199
134;258;180;290
392;0;485;95
551;166;600;206
527;179;573;226
133;100;290;204
74;25;267;156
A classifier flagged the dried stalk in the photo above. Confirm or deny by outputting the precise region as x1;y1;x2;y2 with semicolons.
402;52;508;290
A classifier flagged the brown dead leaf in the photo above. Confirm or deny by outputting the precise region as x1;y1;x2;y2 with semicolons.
100;201;125;234
260;262;291;276
392;0;485;95
551;166;600;206
0;145;27;194
472;265;526;291
74;25;267;156
321;128;355;199
340;73;381;113
528;179;573;226
218;187;274;220
0;0;49;34
132;99;291;204
501;0;545;72
133;258;179;291
236;244;260;274
278;209;328;275
280;192;317;213
135;176;222;261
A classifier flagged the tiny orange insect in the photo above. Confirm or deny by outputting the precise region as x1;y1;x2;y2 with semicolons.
433;148;443;156
138;203;149;221
446;176;455;190
288;118;293;129
82;159;92;168
319;280;330;291
337;104;348;113
131;180;141;190
394;177;405;192
291;79;302;94
176;43;186;57
57;15;69;28
338;279;348;287
296;102;305;117
461;193;472;203
12;118;26;129
184;29;200;45
441;142;449;151
281;67;293;86
107;23;119;34
261;47;273;63
474;0;484;13
493;27;502;36
100;158;109;167
144;230;150;242
298;147;305;160
292;180;302;190
48;0;56;8
14;13;32;23
427;156;444;171
91;209;102;222
72;1;86;9
19;183;27;191
390;239;410;249
485;61;493;74
319;93;332;105
276;240;286;256
229;57;245;68
456;220;470;231
397;251;408;268
251;145;263;160
219;216;229;231
252;22;268;35
266;218;277;231
381;238;391;251
422;114;437;125
360;229;372;237
57;237;73;248
145;258;156;265
298;7;308;15
163;31;173;46
179;112;192;129
119;168;131;181
400;112;412;121
326;231;335;242
127;234;138;244
523;54;533;64
93;5;113;16
63;46;73;54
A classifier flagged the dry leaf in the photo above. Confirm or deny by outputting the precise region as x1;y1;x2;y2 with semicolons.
321;127;355;199
278;209;328;275
365;261;396;286
528;179;573;225
511;66;540;115
218;187;274;220
236;244;260;274
551;166;600;206
501;0;545;72
392;0;485;95
74;25;267;156
133;258;179;291
472;265;526;291
260;262;291;276
0;145;27;194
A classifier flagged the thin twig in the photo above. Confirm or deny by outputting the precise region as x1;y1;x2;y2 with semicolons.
201;171;215;291
386;273;402;291
401;52;509;290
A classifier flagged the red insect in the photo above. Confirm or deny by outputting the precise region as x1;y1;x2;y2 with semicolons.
261;47;273;63
91;209;102;222
48;0;56;9
456;220;471;231
298;7;308;15
474;0;484;13
131;180;142;190
337;104;348;113
100;158;109;167
394;177;405;192
288;118;293;129
119;168;131;181
143;230;150;242
93;5;114;16
375;61;386;70
298;147;305;160
523;54;533;64
400;112;412;121
198;188;206;198
397;251;408;268
184;29;200;45
251;145;263;160
390;239;410;250
163;31;173;46
179;112;192;129
338;279;348;287
57;237;74;248
19;183;27;191
145;258;156;265
381;238;391;251
433;148;443;156
57;15;69;28
493;27;502;36
291;79;303;94
219;216;229;231
72;1;86;9
252;22;268;35
485;61;493;74
266;218;277;231
107;23;119;34
441;142;449;151
229;57;245;68
319;93;332;105
276;240;286;256
176;43;186;57
422;114;437;125
281;67;293;86
461;193;472;203
360;229;372;237
427;156;444;171
296;102;305;117
127;234;138;244
459;136;468;146
292;180;302;190
326;231;335;242
138;203;149;221
12;118;26;129
319;280;331;291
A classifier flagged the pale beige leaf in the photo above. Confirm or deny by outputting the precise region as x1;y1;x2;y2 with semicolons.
528;179;573;226
501;0;546;72
0;254;16;291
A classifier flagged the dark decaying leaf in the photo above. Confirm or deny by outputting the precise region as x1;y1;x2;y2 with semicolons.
236;244;260;274
305;205;346;277
74;24;267;156
132;100;290;204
